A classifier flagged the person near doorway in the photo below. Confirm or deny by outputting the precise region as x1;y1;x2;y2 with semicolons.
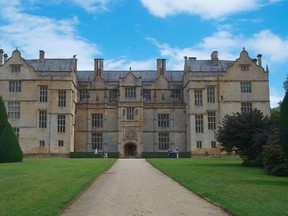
175;147;179;158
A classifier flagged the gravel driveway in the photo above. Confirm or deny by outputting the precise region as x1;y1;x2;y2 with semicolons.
60;159;230;216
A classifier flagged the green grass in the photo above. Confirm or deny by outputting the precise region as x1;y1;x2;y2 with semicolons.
0;158;116;216
147;158;288;216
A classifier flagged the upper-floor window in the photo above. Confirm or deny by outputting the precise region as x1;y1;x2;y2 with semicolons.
158;132;169;150
126;108;135;120
79;89;89;101
8;102;20;119
109;89;118;102
208;111;216;130
143;89;151;101
195;115;203;133
39;110;47;128
240;64;249;72
158;114;169;128
171;90;181;101
9;81;21;92
11;65;21;73
195;89;203;106
92;113;103;128
91;132;103;150
58;90;66;107
241;102;252;113
57;114;66;133
240;82;252;93
125;87;136;98
39;85;48;102
207;86;215;103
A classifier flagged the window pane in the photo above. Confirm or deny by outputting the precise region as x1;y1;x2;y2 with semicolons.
158;114;169;127
195;90;203;106
92;113;103;127
39;86;48;102
9;81;21;92
58;90;66;107
195;115;203;133
8;102;20;119
91;133;103;150
143;89;151;101
109;89;118;102
127;108;135;120
39;110;47;128
125;87;136;98
208;111;216;130
207;86;215;103
158;132;169;150
57;115;66;133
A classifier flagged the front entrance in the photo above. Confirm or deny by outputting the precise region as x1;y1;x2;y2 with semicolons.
124;143;136;157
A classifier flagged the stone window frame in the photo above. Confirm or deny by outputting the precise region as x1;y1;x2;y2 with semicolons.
109;89;118;102
58;140;64;147
158;132;170;150
207;111;216;130
158;114;170;128
79;89;89;102
143;89;151;101
126;108;135;121
92;113;104;128
171;89;181;101
58;90;66;107
11;65;21;73
196;141;202;148
8;101;20;119
39;140;45;147
57;114;66;133
207;86;215;103
211;141;216;148
125;87;136;98
39;110;47;128
9;81;21;92
240;82;252;93
39;85;48;102
195;115;204;133
91;132;103;150
241;102;252;113
194;89;203;106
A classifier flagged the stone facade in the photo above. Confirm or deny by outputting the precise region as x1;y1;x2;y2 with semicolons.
0;48;270;157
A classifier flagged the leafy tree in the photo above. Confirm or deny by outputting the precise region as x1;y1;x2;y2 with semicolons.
279;90;288;155
0;96;23;163
270;106;280;128
263;129;288;176
215;109;271;165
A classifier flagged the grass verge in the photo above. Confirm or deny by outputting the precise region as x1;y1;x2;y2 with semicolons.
0;158;116;216
147;158;288;216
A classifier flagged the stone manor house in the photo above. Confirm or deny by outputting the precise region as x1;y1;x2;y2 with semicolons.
0;48;270;157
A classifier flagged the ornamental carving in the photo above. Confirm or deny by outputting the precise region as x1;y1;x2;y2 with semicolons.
125;129;137;140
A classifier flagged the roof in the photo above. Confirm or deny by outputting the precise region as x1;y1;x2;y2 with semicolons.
76;70;184;82
27;59;74;72
188;60;234;72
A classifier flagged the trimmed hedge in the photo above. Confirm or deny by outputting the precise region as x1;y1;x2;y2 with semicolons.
142;152;191;158
70;152;119;158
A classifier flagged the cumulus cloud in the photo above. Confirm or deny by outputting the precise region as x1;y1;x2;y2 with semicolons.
0;0;100;69
71;0;113;13
140;0;279;19
105;58;155;70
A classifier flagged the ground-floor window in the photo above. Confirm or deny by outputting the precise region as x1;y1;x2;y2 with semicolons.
158;132;169;150
197;141;202;148
91;132;103;150
211;141;216;148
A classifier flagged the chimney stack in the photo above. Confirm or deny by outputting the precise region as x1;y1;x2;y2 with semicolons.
4;54;8;63
94;58;104;78
156;59;166;76
211;51;219;66
39;50;45;61
257;54;262;67
0;49;3;65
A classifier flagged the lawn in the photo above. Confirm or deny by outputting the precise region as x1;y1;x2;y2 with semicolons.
147;158;288;216
0;158;116;216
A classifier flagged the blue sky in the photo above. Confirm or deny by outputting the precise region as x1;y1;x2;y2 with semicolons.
0;0;287;107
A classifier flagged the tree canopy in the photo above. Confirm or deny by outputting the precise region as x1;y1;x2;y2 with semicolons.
0;96;23;163
215;109;271;162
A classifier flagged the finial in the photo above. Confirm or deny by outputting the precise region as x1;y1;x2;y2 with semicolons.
243;47;246;51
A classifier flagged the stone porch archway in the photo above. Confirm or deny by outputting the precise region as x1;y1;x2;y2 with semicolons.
124;142;137;158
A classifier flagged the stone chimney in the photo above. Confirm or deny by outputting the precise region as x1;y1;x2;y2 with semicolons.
0;49;3;65
39;50;45;61
257;54;262;67
211;51;219;66
156;59;166;76
4;54;8;63
94;58;104;78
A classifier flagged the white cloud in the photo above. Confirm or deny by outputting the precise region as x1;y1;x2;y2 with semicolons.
105;58;155;70
0;0;100;70
140;0;279;19
71;0;113;13
270;87;283;107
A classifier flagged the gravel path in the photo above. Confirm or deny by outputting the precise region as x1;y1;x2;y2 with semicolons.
60;159;230;216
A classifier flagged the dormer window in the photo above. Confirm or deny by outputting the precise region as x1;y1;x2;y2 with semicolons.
240;64;249;72
11;65;21;73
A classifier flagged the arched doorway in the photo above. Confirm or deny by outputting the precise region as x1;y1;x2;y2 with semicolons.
124;143;137;157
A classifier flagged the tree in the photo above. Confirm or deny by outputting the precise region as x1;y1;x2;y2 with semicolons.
215;109;271;165
0;96;23;163
279;90;288;155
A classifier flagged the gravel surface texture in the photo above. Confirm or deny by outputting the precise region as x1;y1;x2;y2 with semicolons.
60;159;230;216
